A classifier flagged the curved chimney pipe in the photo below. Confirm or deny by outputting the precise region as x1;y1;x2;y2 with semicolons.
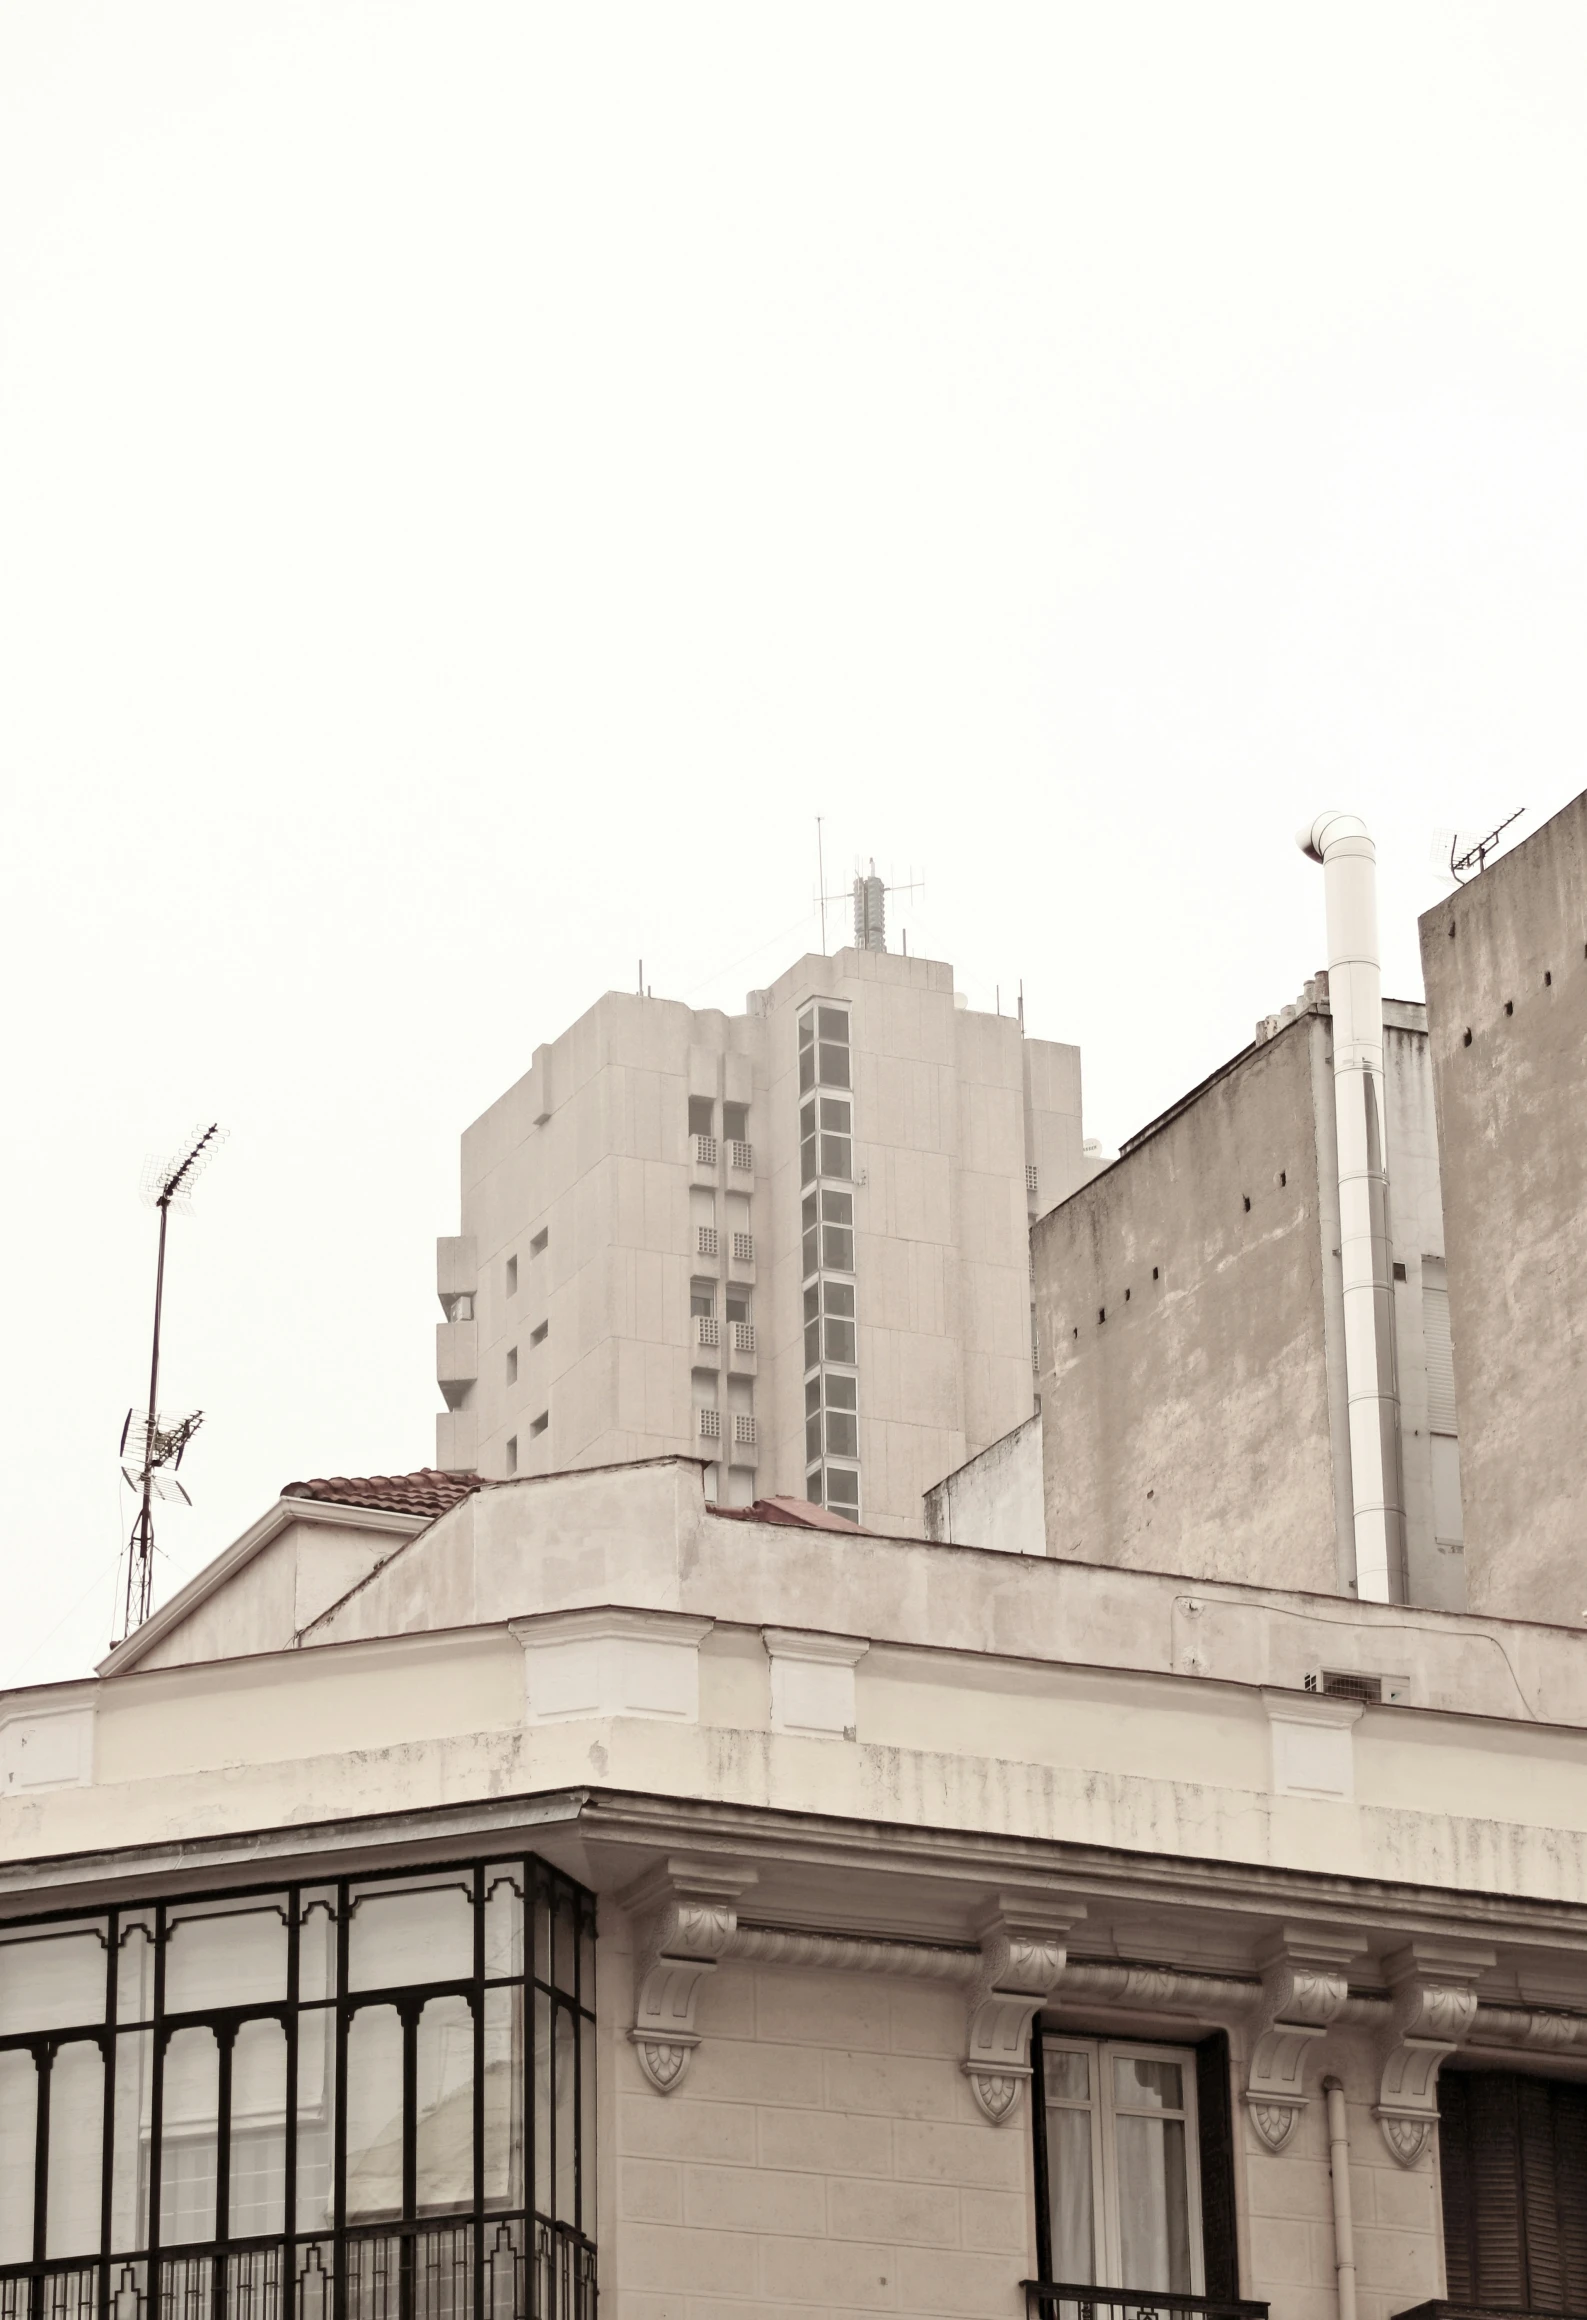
1297;812;1404;1603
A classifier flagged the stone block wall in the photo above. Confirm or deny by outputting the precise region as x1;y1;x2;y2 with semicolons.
609;1948;1036;2317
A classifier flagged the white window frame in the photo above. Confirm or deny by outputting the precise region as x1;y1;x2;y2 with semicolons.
1042;2036;1205;2295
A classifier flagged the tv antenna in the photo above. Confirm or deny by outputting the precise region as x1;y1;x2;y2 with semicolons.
114;1122;225;1644
1449;810;1524;883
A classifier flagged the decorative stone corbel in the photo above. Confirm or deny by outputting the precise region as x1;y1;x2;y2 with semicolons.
621;1857;758;2095
963;1894;1084;2125
1375;1942;1494;2166
1245;1929;1365;2153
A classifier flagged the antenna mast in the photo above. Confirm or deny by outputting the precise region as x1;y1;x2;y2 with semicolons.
1450;809;1524;883
116;1123;223;1644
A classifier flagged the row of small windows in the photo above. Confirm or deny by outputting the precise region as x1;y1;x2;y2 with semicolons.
802;1188;854;1278
798;1003;851;1093
504;1231;549;1300
800;1096;852;1187
688;1097;751;1141
800;1000;860;1520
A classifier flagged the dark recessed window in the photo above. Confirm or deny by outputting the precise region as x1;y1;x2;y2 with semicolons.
506;1255;518;1297
530;1228;548;1257
530;1320;548;1347
1098;1307;1106;1324
529;1411;548;1438
1242;1195;1251;1213
1544;971;1553;987
1392;1262;1407;1282
1279;1171;1287;1188
505;1435;518;1473
1504;1000;1514;1017
506;1347;518;1385
1463;1029;1473;1047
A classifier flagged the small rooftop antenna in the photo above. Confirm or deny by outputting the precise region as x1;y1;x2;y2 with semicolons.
1449;809;1524;883
115;1123;224;1644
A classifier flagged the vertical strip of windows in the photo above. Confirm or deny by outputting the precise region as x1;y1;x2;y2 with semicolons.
798;1004;860;1520
0;1859;598;2320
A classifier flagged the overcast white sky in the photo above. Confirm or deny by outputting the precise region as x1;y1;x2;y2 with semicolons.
2;3;1583;1687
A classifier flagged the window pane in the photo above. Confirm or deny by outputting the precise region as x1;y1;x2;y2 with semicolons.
824;1318;856;1364
348;1881;473;1990
296;1894;337;2006
803;1224;818;1278
822;1225;854;1271
345;2006;404;2222
1114;2114;1191;2293
1113;2056;1184;2112
805;1378;821;1417
166;1901;287;2011
825;1468;860;1513
820;1190;853;1224
482;1986;522;2214
818;1044;850;1087
817;1008;848;1042
229;2019;287;2238
109;2030;151;2254
532;1988;552;2220
1047;2104;1095;2285
819;1135;850;1178
115;1916;156;2025
1047;2048;1091;2102
46;2038;104;2257
825;1374;857;1411
0;2049;37;2262
485;1869;523;1980
822;1281;855;1318
800;1136;816;1187
798;1010;813;1046
553;2005;577;2227
819;1098;851;1131
295;2008;336;2233
805;1319;820;1369
415;1995;474;2216
806;1416;822;1463
0;1928;107;2034
826;1411;858;1459
161;2026;219;2246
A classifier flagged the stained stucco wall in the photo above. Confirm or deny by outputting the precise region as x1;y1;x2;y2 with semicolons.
1033;1018;1342;1592
1420;791;1587;1625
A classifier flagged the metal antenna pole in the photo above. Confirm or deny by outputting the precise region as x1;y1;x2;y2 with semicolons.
123;1196;172;1641
816;818;827;954
117;1122;222;1642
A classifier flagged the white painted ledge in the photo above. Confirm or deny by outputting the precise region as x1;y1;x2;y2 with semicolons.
1263;1688;1364;1800
509;1608;714;1725
762;1627;869;1738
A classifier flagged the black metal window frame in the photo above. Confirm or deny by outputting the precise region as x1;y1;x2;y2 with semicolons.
1025;2025;1264;2320
0;1851;596;2320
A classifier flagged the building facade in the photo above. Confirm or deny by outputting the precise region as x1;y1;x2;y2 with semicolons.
434;944;1087;1534
10;1457;1587;2320
1027;985;1463;1609
1418;789;1587;1628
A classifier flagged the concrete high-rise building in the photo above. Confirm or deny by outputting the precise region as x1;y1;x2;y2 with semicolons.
434;940;1088;1532
1419;789;1587;1626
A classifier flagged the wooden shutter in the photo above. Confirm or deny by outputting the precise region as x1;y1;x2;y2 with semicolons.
1195;2032;1239;2301
1440;2070;1587;2316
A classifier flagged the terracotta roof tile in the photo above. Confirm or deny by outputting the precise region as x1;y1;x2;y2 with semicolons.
280;1469;480;1518
715;1495;867;1533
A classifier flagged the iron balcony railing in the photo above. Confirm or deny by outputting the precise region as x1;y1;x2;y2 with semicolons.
1023;2288;1269;2320
1;2216;597;2320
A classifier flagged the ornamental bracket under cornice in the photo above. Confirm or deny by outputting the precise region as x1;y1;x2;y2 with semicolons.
1375;1941;1495;2167
620;1856;758;2095
963;1893;1086;2126
1244;1928;1366;2153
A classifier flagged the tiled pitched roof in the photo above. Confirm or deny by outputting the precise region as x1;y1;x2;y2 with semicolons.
716;1495;867;1533
280;1469;480;1518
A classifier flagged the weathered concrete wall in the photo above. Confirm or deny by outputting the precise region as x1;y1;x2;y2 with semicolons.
1420;790;1587;1625
1034;1017;1342;1593
923;1411;1043;1553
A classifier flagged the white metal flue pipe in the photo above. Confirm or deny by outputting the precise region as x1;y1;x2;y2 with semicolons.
1298;812;1404;1603
1323;2077;1358;2320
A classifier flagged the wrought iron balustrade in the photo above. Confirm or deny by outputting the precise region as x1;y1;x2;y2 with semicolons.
1;2217;596;2320
1023;2287;1269;2320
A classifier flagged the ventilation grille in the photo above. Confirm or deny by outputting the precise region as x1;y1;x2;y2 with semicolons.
1320;1670;1382;1705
